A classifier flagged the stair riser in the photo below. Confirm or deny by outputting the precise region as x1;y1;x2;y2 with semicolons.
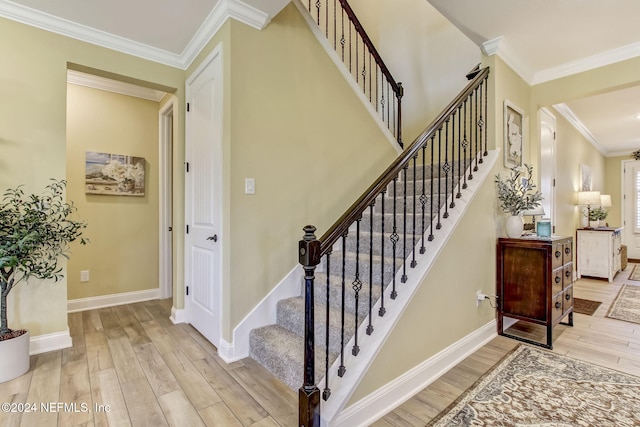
341;231;416;258
388;177;460;197
321;254;403;287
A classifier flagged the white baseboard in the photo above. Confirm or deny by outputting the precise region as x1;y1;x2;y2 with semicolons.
170;306;187;324
333;320;498;427
217;265;303;362
30;330;72;355
67;288;160;313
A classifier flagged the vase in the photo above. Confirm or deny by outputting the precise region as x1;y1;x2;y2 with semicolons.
0;330;30;383
589;220;599;228
505;215;524;238
599;219;607;227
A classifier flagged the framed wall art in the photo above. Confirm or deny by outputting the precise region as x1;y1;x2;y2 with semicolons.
580;163;592;191
85;151;145;196
504;100;524;168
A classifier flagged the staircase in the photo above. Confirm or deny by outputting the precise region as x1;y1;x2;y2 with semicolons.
245;1;492;425
249;163;453;390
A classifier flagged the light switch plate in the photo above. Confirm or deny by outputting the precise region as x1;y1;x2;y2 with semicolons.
245;178;255;195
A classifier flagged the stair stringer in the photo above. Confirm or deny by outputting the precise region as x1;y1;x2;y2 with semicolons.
291;0;402;154
320;150;499;427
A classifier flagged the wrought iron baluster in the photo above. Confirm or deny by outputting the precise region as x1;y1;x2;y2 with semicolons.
315;0;320;25
379;189;386;317
338;233;347;377
401;165;408;283
456;105;463;198
464;97;472;183
352;218;362;356
443;120;450;219
428;136;435;242
420;145;427;253
478;81;484;164
411;156;417;268
333;0;336;49
340;9;345;61
436;128;442;230
323;251;332;401
367;203;374;335
325;0;328;39
473;88;478;173
390;177;399;299
448;114;456;209
483;78;488;156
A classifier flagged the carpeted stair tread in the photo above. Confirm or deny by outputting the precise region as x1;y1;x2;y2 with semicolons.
277;296;356;354
249;324;337;390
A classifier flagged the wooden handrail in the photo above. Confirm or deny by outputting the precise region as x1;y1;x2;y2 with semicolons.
319;66;489;253
338;0;400;95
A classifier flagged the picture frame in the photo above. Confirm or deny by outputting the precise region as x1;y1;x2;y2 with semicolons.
503;100;524;168
85;151;146;196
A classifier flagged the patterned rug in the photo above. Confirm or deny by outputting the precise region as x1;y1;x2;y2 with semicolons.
629;265;640;281
427;345;640;426
607;284;640;324
573;297;602;315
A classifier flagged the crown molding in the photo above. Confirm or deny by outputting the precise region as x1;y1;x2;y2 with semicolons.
553;103;608;156
531;41;640;85
67;70;166;101
482;36;534;84
0;0;280;70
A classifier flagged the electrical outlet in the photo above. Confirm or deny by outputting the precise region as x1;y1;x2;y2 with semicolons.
476;290;486;306
80;270;90;282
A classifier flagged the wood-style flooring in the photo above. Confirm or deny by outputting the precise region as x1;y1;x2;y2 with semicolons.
1;265;639;426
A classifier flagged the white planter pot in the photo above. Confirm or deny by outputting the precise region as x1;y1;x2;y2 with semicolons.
0;330;30;383
505;215;524;238
589;220;599;228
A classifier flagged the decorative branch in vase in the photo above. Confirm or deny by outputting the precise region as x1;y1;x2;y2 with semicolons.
495;164;543;238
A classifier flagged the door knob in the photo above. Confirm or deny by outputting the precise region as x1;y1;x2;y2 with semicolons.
207;235;218;242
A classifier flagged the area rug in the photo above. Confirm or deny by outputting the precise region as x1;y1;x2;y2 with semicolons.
607;284;640;324
628;265;640;281
573;297;602;315
427;345;640;426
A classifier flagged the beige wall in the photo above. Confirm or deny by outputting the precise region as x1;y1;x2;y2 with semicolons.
187;5;397;340
605;156;625;227
349;0;481;144
0;17;183;337
66;84;160;299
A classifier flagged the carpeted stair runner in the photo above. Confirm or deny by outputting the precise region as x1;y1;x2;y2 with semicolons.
249;163;456;390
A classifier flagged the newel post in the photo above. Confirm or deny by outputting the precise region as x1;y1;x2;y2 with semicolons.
299;225;321;427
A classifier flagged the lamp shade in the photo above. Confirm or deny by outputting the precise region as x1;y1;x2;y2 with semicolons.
577;191;601;206
522;206;545;216
600;194;612;208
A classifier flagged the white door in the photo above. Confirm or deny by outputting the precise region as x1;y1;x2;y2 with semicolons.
539;109;556;232
185;46;223;346
623;160;640;259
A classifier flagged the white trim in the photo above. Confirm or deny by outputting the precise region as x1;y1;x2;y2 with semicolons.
30;330;72;355
553;103;608;156
67;289;160;313
159;98;176;300
334;320;497;427
532;41;640;85
482;36;535;84
292;0;402;154
320;151;500;425
0;0;279;70
67;70;166;101
217;265;304;363
170;307;187;324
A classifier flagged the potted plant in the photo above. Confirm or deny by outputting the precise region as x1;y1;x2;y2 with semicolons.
0;179;86;382
587;206;607;228
495;164;543;238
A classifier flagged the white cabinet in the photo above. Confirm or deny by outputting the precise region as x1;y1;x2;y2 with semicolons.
576;227;623;282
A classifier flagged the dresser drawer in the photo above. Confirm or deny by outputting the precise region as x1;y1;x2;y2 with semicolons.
563;285;573;313
552;293;564;323
552;268;563;295
563;264;573;288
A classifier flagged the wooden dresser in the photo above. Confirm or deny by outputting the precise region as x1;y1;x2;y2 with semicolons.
497;236;574;349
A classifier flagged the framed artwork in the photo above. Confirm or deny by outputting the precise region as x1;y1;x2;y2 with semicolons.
504;100;524;168
580;164;592;191
85;151;145;196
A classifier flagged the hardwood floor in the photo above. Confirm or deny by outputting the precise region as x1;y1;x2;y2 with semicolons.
1;265;639;426
373;263;640;426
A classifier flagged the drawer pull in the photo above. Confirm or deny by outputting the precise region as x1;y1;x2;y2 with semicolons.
555;251;561;258
565;293;571;301
555;301;561;309
555;276;561;284
565;270;571;278
565;247;571;255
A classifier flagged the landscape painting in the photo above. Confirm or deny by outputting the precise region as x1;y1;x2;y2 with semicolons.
85;151;145;196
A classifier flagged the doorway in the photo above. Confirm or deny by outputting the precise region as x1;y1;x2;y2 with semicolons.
539;108;557;232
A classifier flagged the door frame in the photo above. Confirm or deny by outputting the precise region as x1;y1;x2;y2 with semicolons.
159;97;175;299
621;159;640;259
538;108;557;231
184;44;224;346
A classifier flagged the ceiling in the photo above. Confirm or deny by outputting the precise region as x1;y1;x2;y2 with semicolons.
2;0;639;156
